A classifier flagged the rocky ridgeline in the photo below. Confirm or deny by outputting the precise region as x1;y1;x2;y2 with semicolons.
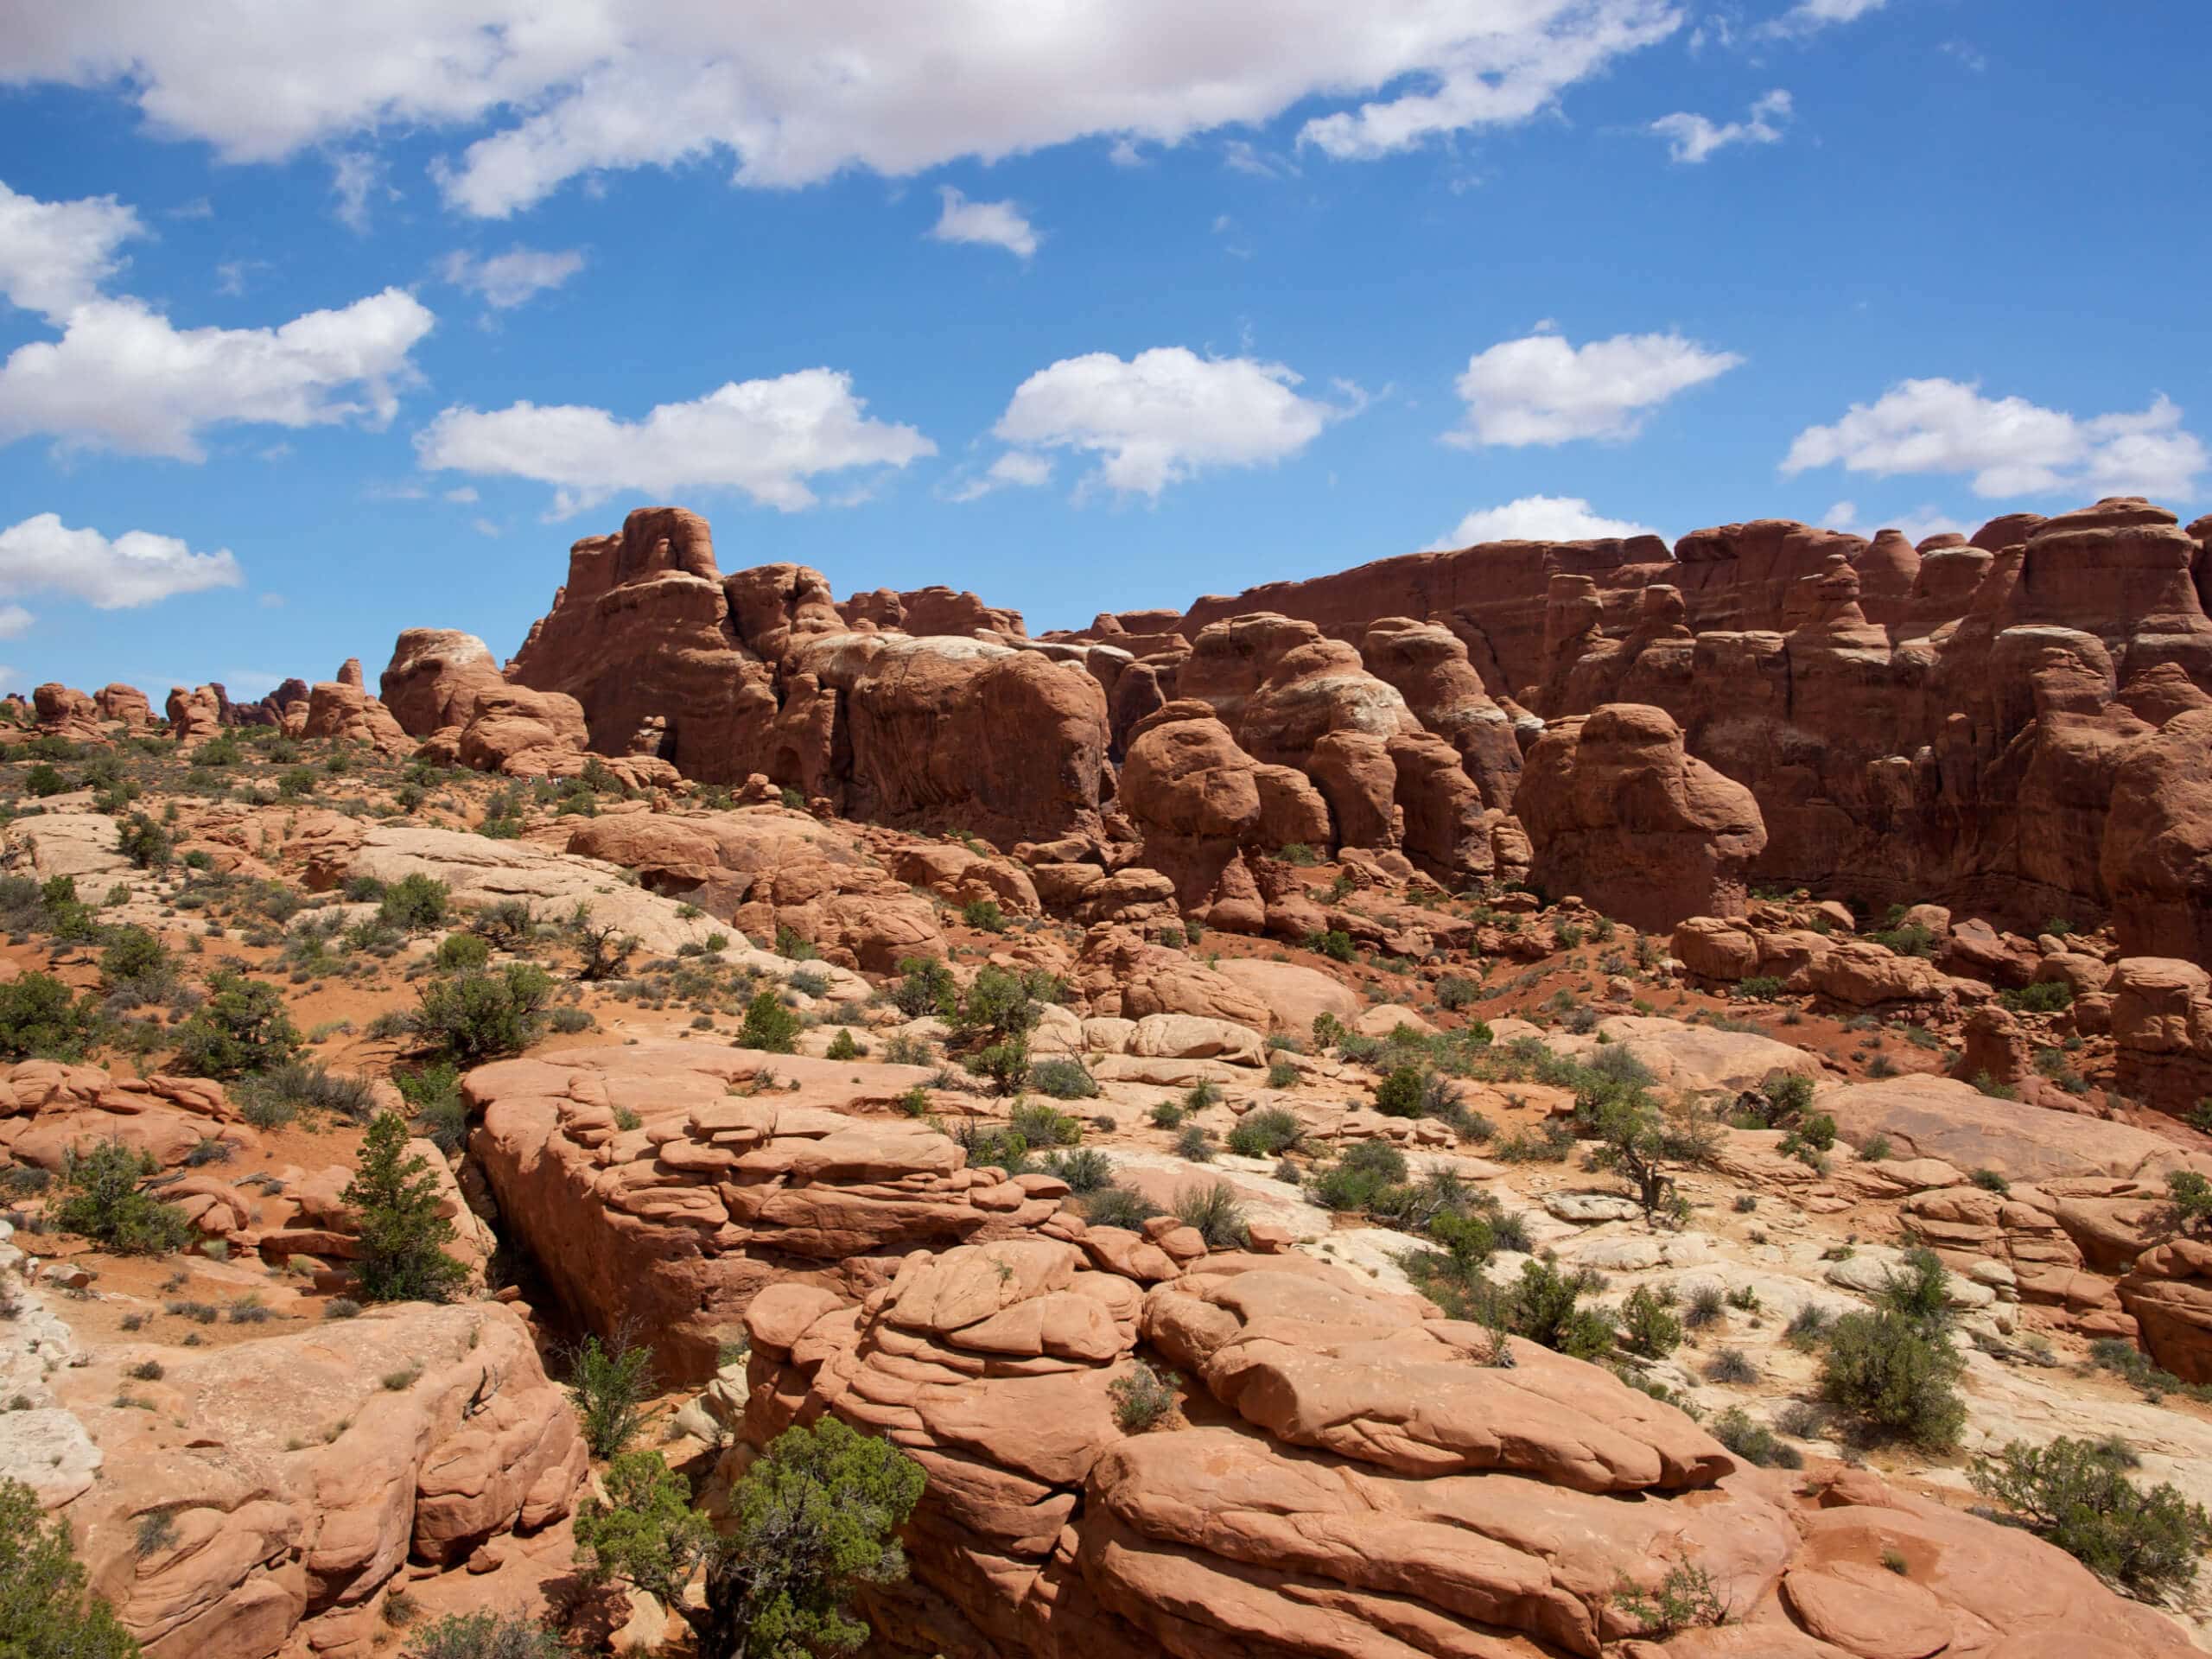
23;496;2212;979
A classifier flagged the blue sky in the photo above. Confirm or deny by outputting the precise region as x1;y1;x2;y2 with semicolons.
1;0;2206;698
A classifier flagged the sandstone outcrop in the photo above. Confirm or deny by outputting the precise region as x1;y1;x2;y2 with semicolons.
737;1236;2196;1658
95;683;153;728
61;1301;583;1659
380;628;508;737
299;681;412;755
1516;704;1766;928
33;683;105;742
165;685;226;746
0;1061;257;1173
564;810;948;971
467;1045;1065;1381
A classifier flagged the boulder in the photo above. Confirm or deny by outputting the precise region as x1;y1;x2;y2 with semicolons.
1516;704;1767;931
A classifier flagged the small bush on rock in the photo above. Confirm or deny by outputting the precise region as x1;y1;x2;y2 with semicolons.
1969;1434;2212;1604
54;1141;191;1255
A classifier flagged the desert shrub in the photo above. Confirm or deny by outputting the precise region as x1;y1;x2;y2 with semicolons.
173;971;300;1078
434;932;492;972
1147;1099;1185;1129
1308;1140;1409;1212
1869;922;1936;957
567;1333;655;1459
1497;1260;1616;1361
1081;1185;1160;1230
961;898;1007;933
54;1141;191;1255
1302;928;1357;963
1878;1246;1955;1330
1008;1101;1084;1147
469;899;536;949
577;1421;924;1659
1028;1058;1099;1100
890;955;954;1018
0;971;100;1061
1611;1558;1729;1636
1373;1063;1425;1117
1225;1107;1303;1159
1618;1285;1683;1358
410;963;556;1064
735;989;803;1053
1817;1309;1966;1449
1970;1166;2010;1194
548;1007;594;1034
237;1060;378;1126
701;1418;925;1659
2167;1169;2212;1236
1711;1407;1803;1469
1171;1180;1249;1249
1173;1123;1215;1162
569;912;637;982
824;1028;861;1061
396;1062;467;1152
1435;975;1478;1010
1109;1361;1176;1432
117;813;173;870
378;873;451;934
99;927;175;1000
0;1475;141;1659
22;762;67;798
340;1112;467;1304
1042;1147;1113;1192
1999;980;2073;1014
1264;1056;1300;1090
402;1612;569;1659
1783;1303;1834;1351
1703;1345;1758;1384
1685;1282;1727;1327
1969;1435;2212;1604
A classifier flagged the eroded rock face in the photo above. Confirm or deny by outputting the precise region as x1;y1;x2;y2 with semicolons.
33;683;105;741
466;1046;1065;1382
61;1301;583;1659
380;628;506;737
165;685;225;746
1516;703;1767;929
299;682;412;755
738;1240;2196;1659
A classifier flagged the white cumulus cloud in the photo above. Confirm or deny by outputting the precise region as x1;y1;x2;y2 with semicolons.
0;603;32;638
416;368;935;514
1448;330;1742;447
0;512;245;607
1650;88;1790;163
0;289;435;460
993;346;1343;499
441;245;586;308
2;3;1682;217
1430;496;1660;547
1782;378;2208;500
946;450;1055;503
1765;0;1889;37
0;177;144;318
928;188;1038;259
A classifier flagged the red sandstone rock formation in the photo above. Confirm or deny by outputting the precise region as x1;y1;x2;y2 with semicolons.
164;684;225;747
1516;704;1767;928
465;1044;1069;1381
93;683;151;728
299;681;411;754
32;683;105;742
381;627;507;736
736;1235;2197;1658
